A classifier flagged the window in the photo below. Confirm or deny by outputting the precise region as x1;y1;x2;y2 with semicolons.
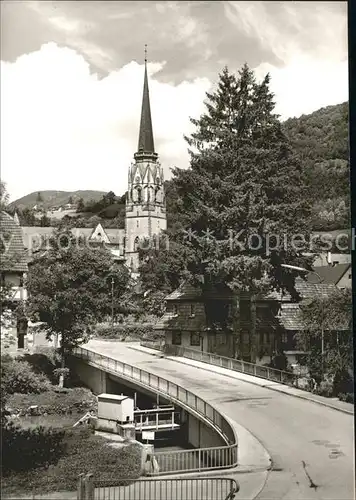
190;333;200;346
190;304;196;317
134;237;140;252
172;304;178;316
348;273;352;279
137;220;139;228
240;304;251;322
216;333;226;345
281;333;288;343
172;331;181;345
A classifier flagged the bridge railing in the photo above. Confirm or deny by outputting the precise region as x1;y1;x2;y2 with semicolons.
73;347;238;475
141;341;298;388
77;473;240;500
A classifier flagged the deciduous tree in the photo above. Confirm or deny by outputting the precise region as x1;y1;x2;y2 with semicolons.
27;227;131;385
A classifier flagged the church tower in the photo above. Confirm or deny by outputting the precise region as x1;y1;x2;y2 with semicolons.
125;48;167;272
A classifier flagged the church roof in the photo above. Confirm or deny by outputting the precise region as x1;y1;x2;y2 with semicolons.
1;211;28;272
135;54;157;159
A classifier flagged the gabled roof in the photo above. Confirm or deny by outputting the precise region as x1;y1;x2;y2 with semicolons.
1;212;28;272
21;226;125;250
307;264;351;286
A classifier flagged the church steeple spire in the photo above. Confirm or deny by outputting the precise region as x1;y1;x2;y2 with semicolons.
135;45;157;161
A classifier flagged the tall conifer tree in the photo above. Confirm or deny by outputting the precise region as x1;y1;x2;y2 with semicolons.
140;65;312;361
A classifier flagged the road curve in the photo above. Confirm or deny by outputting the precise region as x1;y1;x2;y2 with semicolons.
84;340;354;500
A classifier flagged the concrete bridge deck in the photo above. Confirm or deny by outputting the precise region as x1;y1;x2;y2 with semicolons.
82;340;354;500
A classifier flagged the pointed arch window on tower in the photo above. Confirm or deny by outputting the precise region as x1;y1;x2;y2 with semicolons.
135;186;142;203
137;220;139;228
134;236;140;252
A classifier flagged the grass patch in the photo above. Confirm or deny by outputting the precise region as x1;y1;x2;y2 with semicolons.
7;387;97;416
2;427;142;495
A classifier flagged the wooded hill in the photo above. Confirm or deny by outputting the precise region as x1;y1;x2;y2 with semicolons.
10;190;106;211
282;102;349;231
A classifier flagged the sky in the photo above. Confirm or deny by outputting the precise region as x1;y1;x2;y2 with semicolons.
1;1;348;202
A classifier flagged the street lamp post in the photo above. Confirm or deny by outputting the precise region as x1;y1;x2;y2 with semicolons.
111;277;114;327
281;264;325;375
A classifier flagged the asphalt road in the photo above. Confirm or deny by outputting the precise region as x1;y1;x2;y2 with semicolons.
84;340;354;500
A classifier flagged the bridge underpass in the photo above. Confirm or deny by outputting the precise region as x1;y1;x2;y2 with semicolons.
72;340;354;500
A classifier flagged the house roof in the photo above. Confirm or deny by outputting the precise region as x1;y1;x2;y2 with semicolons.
165;283;202;301
167;276;337;304
154;310;207;332
307;264;351;286
265;277;337;301
21;225;125;250
165;281;234;302
1;212;28;272
278;303;302;331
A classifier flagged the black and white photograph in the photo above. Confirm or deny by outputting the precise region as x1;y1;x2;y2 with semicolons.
0;1;353;499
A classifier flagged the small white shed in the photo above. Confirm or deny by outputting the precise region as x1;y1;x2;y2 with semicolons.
97;394;134;424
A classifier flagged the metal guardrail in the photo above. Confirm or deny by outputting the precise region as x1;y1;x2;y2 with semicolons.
73;347;238;475
141;341;298;387
78;474;240;500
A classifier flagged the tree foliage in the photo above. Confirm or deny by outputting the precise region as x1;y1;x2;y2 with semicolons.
297;288;353;392
27;227;131;360
283;102;349;230
140;65;312;298
1;358;51;395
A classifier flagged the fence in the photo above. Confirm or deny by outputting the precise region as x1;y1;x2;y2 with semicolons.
73;347;238;475
141;341;298;387
77;474;239;500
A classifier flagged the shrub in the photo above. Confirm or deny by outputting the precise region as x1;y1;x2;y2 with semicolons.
2;422;66;474
21;349;61;383
338;392;354;404
95;323;156;340
1;426;142;494
2;360;51;395
314;379;333;397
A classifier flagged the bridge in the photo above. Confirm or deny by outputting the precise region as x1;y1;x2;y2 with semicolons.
72;340;354;500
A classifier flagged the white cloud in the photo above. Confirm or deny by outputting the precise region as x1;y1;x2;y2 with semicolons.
1;42;210;201
224;1;348;118
254;56;348;120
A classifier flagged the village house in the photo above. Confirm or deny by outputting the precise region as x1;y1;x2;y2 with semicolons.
155;276;341;370
0;211;29;349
